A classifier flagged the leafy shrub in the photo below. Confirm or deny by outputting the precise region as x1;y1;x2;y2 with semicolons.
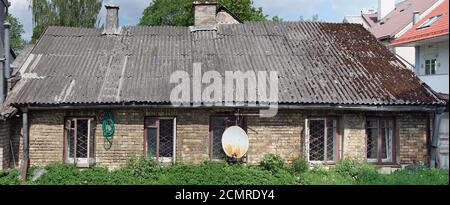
122;156;163;179
259;154;286;173
333;159;380;183
0;169;20;185
31;163;81;185
291;157;309;174
381;168;449;185
159;161;298;185
299;167;354;185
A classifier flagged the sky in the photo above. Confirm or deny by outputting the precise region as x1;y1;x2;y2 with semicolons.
9;0;380;41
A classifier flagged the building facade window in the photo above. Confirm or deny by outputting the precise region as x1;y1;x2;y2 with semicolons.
366;118;395;163
64;117;96;167
425;59;437;75
144;117;176;163
306;118;338;163
210;115;246;160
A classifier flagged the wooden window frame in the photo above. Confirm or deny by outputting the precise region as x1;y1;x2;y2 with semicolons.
365;117;397;164
144;117;177;163
305;117;340;164
209;113;247;161
63;117;96;168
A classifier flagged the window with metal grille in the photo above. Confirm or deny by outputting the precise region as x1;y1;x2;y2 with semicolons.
210;115;246;160
366;118;394;163
64;118;95;168
145;117;176;163
306;118;337;163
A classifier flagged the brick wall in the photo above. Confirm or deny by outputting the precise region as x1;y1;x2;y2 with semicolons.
398;113;429;164
342;113;366;160
14;109;431;169
0;120;10;170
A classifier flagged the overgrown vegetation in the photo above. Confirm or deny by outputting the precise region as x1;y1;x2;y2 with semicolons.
1;155;448;185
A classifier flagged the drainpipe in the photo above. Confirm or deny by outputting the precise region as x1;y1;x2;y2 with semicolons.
430;112;442;168
20;107;29;183
4;22;11;79
1;21;10;103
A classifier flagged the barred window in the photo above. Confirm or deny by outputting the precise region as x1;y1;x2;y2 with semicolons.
366;118;394;163
307;118;337;163
65;118;96;168
145;117;176;163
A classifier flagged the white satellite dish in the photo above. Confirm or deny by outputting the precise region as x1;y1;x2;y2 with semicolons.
221;126;249;158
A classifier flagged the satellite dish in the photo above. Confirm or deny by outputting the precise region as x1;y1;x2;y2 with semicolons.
222;126;249;158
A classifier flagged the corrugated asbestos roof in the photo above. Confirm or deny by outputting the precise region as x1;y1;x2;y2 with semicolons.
5;22;445;106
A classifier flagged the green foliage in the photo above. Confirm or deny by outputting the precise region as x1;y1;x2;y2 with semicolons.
290;157;309;174
30;163;81;185
259;153;286;173
121;156;163;179
31;0;102;42
139;0;267;26
333;159;380;183
1;155;448;185
380;168;449;185
0;169;20;185
299;14;320;22
299;166;354;185
159;161;297;185
7;14;26;54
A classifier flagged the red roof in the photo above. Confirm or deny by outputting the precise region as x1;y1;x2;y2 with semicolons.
367;0;439;40
392;0;449;45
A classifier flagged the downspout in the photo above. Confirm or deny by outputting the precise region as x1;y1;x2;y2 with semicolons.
430;112;442;168
4;22;11;79
19;107;29;183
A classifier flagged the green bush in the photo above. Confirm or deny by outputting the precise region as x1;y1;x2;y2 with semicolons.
3;154;448;185
159;161;298;185
31;163;81;185
122;156;163;180
291;157;309;174
259;154;286;173
333;159;380;183
299;166;354;185
0;169;20;185
381;168;449;185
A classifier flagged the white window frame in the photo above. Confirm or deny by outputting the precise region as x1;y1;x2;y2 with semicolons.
417;15;443;29
424;58;437;75
145;117;177;164
305;118;337;164
65;118;95;168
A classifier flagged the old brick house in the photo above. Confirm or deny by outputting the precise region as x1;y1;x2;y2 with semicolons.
0;2;447;172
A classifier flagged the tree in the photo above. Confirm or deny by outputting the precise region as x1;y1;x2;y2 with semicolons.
271;16;283;22
139;0;267;26
30;0;102;42
7;14;26;54
299;14;320;22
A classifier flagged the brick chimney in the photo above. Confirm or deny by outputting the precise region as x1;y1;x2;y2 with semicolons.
193;1;217;26
103;4;121;35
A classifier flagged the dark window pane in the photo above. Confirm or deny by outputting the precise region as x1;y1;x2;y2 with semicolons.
212;117;227;160
76;120;89;158
159;119;174;158
147;128;157;158
309;120;325;161
367;127;378;159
